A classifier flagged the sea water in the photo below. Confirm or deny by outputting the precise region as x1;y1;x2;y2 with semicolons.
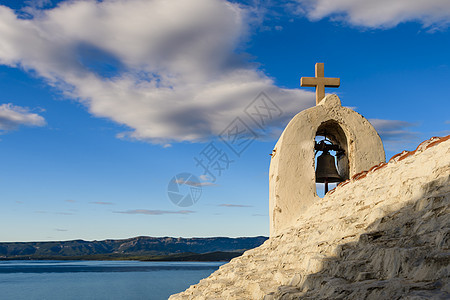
0;260;224;300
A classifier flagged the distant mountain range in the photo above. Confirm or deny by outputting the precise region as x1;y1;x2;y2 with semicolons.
0;236;268;261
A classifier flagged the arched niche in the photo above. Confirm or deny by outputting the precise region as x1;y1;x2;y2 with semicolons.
314;120;350;197
269;95;385;236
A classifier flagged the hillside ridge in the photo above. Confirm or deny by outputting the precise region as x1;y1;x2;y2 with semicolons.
0;236;267;260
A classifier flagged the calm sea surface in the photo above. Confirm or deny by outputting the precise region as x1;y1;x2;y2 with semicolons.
0;260;224;300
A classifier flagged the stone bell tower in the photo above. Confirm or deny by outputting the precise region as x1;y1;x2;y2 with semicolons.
269;63;385;236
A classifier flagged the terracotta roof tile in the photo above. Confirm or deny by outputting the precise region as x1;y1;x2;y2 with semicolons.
327;134;450;196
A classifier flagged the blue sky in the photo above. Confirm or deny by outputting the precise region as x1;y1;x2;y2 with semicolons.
0;0;449;242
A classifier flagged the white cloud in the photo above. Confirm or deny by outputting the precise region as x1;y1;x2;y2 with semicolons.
294;0;450;29
0;0;314;144
0;103;46;132
194;182;218;187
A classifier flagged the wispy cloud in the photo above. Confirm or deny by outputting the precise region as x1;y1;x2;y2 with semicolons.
65;199;76;203
195;182;218;187
369;118;419;152
15;200;24;204
0;103;46;133
90;201;115;205
35;210;75;215
114;209;195;215
175;178;217;187
199;175;210;181
55;212;74;215
197;175;218;186
293;0;450;30
369;119;418;141
219;204;252;208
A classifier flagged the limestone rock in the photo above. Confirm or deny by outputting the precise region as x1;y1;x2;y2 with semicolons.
170;136;450;299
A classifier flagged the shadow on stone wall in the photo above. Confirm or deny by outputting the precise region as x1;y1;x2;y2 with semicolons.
268;175;450;299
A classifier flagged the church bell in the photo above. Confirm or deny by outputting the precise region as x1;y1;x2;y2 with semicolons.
315;151;342;186
314;138;344;194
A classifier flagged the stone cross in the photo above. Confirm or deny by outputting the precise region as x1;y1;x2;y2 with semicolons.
301;63;340;105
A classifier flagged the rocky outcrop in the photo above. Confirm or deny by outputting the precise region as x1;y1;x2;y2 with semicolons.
170;136;450;299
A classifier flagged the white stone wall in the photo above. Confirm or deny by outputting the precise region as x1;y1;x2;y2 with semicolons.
170;136;450;300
